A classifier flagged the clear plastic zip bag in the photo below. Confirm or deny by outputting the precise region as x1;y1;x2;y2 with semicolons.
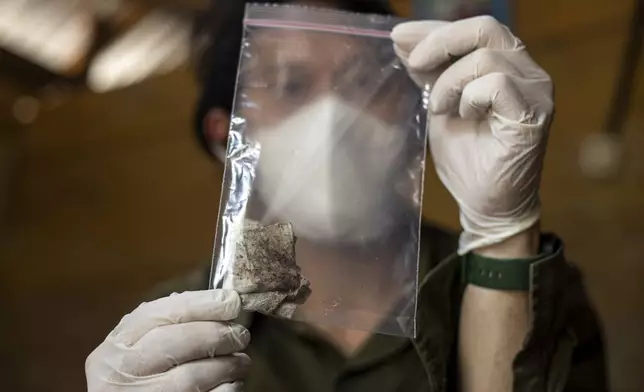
211;4;428;338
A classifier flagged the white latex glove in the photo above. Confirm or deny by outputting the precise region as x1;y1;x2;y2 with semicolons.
392;16;553;254
85;290;250;392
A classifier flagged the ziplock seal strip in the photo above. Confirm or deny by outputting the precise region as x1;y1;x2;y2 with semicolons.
244;18;393;38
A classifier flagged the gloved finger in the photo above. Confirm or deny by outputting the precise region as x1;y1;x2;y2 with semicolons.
408;15;522;71
430;48;520;114
391;21;448;87
391;21;448;58
165;353;251;392
111;289;241;346
459;72;530;122
209;381;245;392
122;321;251;376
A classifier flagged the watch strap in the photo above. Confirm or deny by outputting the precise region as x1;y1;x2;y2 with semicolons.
462;252;543;291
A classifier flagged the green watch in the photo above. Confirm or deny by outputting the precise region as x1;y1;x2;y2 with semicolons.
462;252;543;291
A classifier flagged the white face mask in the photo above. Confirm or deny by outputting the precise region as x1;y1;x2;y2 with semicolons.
251;95;407;243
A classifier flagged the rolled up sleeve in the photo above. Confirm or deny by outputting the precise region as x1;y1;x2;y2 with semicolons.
513;235;609;392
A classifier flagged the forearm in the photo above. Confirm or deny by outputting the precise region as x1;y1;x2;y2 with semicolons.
458;224;540;392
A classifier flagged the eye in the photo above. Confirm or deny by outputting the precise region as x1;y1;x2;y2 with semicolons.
352;68;372;89
333;56;379;99
281;76;309;100
273;66;312;102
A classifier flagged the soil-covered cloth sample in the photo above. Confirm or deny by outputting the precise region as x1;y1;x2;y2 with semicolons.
234;220;311;318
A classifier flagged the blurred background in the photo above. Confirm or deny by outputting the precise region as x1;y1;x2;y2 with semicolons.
0;0;642;391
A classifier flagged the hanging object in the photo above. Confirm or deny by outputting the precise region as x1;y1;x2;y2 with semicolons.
87;10;191;93
0;0;94;75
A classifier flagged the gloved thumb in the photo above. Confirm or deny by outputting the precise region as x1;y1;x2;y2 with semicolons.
391;21;447;57
459;73;549;146
391;21;448;88
459;73;529;121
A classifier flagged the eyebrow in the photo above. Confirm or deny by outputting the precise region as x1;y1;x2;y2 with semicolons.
242;47;378;84
256;62;314;81
241;62;312;88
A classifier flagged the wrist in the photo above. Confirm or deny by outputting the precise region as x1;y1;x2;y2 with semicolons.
463;223;542;291
473;222;541;259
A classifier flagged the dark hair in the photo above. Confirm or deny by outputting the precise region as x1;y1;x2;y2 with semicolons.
192;0;394;155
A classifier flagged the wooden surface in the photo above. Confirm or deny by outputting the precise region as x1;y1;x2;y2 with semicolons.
1;1;643;390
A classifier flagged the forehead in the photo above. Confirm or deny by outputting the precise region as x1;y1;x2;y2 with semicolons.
247;29;377;67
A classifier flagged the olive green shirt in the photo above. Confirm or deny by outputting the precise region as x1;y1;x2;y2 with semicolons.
151;224;608;392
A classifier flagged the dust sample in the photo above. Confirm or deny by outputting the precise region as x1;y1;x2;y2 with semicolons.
234;220;311;318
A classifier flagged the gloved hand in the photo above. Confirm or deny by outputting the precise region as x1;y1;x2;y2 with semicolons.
392;16;553;254
85;290;250;392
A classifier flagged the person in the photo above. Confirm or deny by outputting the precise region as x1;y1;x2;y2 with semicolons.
85;1;608;391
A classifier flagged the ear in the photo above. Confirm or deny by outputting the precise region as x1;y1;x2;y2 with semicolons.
203;108;231;145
